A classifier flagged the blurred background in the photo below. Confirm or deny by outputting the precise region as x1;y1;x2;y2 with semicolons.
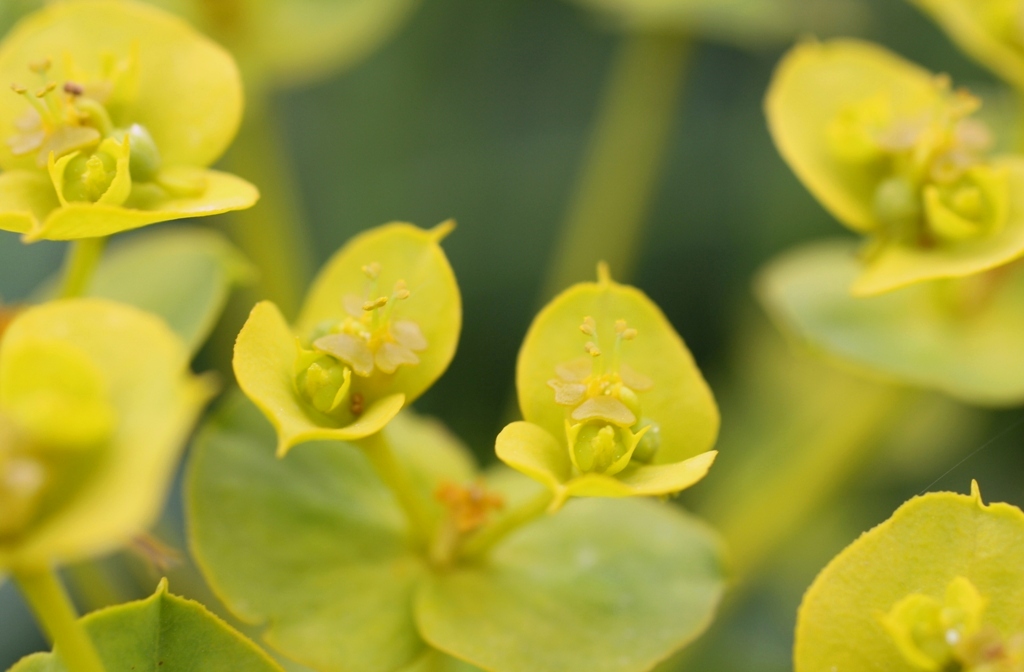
2;0;1023;670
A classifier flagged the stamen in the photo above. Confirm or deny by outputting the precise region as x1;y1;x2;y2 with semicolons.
63;82;84;96
28;58;51;75
34;82;56;98
362;296;388;312
361;262;381;280
393;280;410;301
585;342;601;357
580;316;596;336
12;83;54;125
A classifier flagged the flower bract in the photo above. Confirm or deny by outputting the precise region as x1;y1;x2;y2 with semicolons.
0;0;257;241
497;264;718;508
767;39;1024;296
233;221;462;456
0;298;212;570
796;482;1024;672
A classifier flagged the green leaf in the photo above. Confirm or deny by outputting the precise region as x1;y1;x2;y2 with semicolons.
82;226;253;354
397;650;484;672
9;579;283;672
795;483;1024;672
758;239;1024;405
187;392;472;672
415;497;726;672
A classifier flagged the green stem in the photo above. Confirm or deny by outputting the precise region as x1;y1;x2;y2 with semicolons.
460;488;553;560
358;431;434;544
14;566;105;672
59;237;106;299
540;31;693;299
219;96;313;319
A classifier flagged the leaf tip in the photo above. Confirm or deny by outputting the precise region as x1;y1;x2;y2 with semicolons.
431;219;456;242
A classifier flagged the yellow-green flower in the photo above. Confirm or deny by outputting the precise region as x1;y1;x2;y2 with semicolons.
910;0;1024;91
0;298;213;570
233;221;461;457
497;264;718;509
0;0;257;242
766;39;1024;296
796;482;1024;672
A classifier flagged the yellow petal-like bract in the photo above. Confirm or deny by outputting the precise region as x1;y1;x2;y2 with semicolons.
796;483;1024;672
234;221;461;456
499;264;718;505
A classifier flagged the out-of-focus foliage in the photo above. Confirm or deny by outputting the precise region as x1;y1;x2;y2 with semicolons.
759;239;1024;405
565;0;865;49
10;579;285;672
795;483;1024;672
0;299;212;570
146;0;420;89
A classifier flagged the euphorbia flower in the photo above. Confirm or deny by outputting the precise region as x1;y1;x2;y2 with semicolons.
233;221;461;457
0;298;212;569
910;0;1024;91
0;0;257;242
767;39;1024;296
796;482;1024;672
497;264;718;509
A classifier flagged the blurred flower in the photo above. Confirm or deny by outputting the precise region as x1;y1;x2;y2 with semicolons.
767;39;1024;296
0;298;213;569
497;263;718;509
0;0;257;242
911;0;1024;91
233;221;462;457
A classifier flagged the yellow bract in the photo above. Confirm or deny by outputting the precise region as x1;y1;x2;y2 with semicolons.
796;482;1024;672
766;39;1024;296
233;221;462;457
0;299;212;571
497;264;718;508
911;0;1024;91
0;0;257;241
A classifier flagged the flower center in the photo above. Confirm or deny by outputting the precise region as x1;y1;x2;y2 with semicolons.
882;576;1024;672
295;262;428;417
829;77;1008;248
7;48;165;204
549;317;660;474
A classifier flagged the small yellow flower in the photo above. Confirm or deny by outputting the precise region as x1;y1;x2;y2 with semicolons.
767;39;1024;296
0;298;213;569
233;221;461;457
497;264;718;509
0;0;257;242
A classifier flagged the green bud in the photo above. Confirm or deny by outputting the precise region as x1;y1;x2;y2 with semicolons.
631;418;661;464
122;123;162;183
873;176;921;234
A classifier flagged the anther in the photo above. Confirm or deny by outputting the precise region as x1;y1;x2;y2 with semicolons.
10;84;26;94
585;342;601;357
63;82;84;96
361;262;381;280
392;279;410;300
34;82;56;98
28;58;51;74
362;296;388;312
580;316;596;336
621;328;637;341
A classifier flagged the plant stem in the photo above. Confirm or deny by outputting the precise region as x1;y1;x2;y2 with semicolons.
59;237;106;299
358;431;433;544
539;31;692;299
13;566;105;672
219;96;313;319
460;488;553;560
